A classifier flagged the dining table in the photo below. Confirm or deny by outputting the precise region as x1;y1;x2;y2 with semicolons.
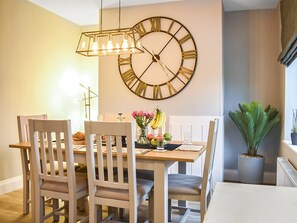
9;141;205;223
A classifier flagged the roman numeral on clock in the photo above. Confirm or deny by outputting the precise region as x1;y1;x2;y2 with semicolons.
153;85;163;99
179;67;194;80
134;22;147;38
150;17;161;32
182;50;197;59
118;57;132;66
121;69;136;87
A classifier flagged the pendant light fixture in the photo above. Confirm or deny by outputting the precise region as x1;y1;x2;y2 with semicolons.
76;0;143;56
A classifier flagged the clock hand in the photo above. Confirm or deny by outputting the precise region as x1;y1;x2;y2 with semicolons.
141;45;171;78
157;25;183;56
143;46;186;85
151;52;171;78
130;60;154;89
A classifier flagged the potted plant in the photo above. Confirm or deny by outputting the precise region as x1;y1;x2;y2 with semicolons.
291;109;297;145
229;101;280;184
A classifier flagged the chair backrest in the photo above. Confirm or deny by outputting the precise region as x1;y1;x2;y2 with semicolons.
17;114;48;143
17;114;48;179
84;121;137;208
201;119;219;194
29;119;77;195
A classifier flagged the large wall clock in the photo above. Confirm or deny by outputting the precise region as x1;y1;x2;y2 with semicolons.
118;16;198;100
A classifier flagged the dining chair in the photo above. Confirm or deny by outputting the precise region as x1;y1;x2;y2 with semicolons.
167;119;219;223
17;114;48;215
29;119;88;222
84;121;154;222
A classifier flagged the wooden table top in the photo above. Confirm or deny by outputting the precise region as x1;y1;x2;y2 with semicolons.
9;141;206;163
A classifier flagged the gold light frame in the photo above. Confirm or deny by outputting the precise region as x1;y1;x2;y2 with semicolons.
76;0;143;56
76;27;143;56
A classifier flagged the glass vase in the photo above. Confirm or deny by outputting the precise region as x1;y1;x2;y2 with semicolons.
137;126;148;144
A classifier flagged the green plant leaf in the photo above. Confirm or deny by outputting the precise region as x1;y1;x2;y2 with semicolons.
229;101;280;156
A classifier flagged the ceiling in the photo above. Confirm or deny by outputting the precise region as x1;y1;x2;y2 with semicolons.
28;0;280;26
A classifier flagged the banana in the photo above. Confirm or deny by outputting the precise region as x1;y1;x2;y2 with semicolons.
160;111;166;127
151;108;166;129
150;110;160;129
150;113;158;129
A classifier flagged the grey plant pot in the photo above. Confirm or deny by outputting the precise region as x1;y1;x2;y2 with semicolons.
291;133;297;145
238;154;264;184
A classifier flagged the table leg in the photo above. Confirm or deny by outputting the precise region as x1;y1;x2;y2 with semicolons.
178;162;187;214
154;162;168;223
29;150;36;222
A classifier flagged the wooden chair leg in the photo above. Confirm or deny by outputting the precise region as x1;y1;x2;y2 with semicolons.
97;205;102;223
200;198;207;223
108;207;118;219
35;192;43;222
119;208;125;219
148;192;154;223
68;199;77;223
129;205;136;223
64;201;69;221
52;198;60;222
23;178;30;215
168;199;172;222
77;197;86;212
89;199;97;223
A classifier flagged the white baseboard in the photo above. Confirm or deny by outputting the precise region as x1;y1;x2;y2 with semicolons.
224;169;276;185
0;175;23;196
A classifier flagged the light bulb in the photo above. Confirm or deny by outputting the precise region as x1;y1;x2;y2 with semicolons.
81;41;86;49
107;40;113;52
137;40;142;49
131;42;135;53
101;44;106;54
92;41;98;51
116;43;120;54
122;39;128;51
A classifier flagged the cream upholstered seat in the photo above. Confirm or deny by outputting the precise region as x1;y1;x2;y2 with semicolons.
168;174;203;195
29;119;88;222
168;119;219;223
85;121;154;223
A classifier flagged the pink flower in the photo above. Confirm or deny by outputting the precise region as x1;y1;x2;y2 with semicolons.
149;112;155;118
131;110;155;128
131;111;138;118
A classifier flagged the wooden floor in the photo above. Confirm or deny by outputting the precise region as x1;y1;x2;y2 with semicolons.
0;189;200;222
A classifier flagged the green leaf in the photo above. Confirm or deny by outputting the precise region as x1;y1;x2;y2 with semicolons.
229;102;280;156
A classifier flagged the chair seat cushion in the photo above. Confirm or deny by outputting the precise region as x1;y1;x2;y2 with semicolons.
41;173;88;193
95;178;154;201
168;174;202;196
124;168;154;181
136;169;154;181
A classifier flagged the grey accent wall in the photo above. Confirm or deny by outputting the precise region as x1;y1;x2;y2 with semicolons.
224;11;251;170
223;9;282;173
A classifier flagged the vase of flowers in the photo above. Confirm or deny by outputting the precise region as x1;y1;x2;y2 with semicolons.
132;110;154;144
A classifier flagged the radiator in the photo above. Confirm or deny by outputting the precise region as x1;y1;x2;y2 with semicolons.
277;157;297;187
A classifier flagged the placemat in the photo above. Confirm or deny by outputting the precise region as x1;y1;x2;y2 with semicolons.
134;142;181;151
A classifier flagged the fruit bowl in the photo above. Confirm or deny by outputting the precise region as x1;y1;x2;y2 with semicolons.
147;133;172;149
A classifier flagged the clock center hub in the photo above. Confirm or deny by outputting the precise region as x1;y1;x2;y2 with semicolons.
152;54;160;62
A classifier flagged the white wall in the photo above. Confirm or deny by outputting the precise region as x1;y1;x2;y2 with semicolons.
99;0;223;116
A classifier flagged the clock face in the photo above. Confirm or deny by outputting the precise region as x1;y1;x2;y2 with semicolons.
118;16;197;100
